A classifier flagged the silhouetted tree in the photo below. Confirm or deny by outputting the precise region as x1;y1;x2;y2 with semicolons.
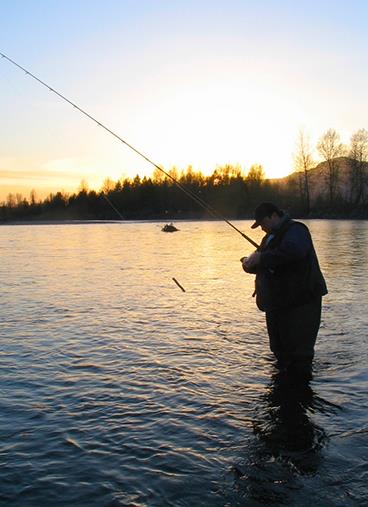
349;128;368;205
6;193;16;208
317;129;345;206
246;164;266;210
294;130;314;214
102;177;115;194
30;189;37;206
78;178;89;193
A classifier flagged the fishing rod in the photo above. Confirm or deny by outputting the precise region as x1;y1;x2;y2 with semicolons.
0;51;259;249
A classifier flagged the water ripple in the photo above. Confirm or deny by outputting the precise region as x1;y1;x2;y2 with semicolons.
0;221;367;505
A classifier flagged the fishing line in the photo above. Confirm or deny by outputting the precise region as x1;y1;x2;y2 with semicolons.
0;51;259;249
102;192;124;220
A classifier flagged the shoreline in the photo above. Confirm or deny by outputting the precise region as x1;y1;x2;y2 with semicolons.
1;216;367;226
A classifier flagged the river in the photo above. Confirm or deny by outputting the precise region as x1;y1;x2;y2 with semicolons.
0;220;367;506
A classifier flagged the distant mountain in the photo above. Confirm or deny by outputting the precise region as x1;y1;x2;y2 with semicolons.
271;157;368;205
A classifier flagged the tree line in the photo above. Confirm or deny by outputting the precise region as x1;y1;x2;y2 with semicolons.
1;128;368;222
294;128;368;215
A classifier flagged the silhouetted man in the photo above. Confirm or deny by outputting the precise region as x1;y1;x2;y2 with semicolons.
242;202;327;380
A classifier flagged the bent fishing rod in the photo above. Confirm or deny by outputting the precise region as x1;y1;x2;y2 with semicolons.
0;51;259;249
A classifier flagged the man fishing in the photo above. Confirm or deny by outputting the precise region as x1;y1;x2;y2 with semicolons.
242;202;327;380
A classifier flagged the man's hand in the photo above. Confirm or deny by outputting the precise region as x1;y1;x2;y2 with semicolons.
242;251;261;271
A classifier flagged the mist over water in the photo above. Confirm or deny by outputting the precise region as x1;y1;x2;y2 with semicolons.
0;220;367;506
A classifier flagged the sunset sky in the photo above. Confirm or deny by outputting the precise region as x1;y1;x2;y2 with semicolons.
1;1;368;201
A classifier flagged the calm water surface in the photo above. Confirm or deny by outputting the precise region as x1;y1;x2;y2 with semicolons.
0;220;367;506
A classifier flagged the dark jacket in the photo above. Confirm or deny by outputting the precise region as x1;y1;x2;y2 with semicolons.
249;216;327;312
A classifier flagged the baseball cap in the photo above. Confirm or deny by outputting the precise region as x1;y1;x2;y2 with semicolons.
251;202;281;229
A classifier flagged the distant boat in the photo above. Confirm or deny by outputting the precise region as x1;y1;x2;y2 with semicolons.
161;223;179;232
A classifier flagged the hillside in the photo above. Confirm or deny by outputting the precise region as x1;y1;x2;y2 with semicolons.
271;157;368;205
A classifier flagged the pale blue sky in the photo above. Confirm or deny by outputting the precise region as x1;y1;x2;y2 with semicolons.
1;1;368;199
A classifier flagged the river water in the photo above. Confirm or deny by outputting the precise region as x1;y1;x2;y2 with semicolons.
0;220;367;506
